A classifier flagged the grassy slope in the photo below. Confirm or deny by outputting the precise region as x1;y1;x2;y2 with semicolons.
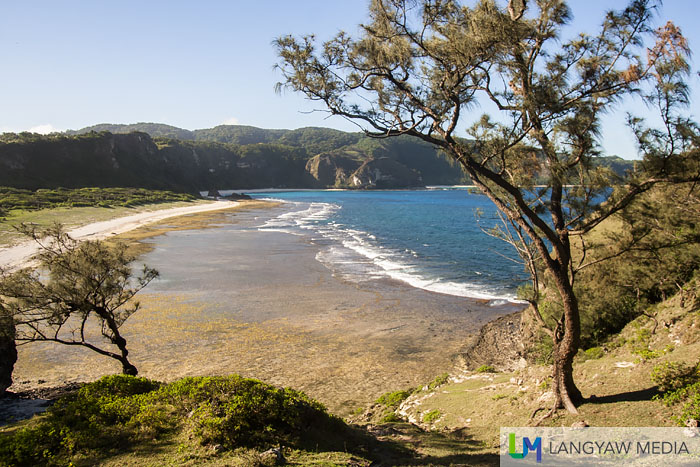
381;287;700;453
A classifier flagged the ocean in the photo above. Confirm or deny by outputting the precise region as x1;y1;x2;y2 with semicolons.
246;188;528;302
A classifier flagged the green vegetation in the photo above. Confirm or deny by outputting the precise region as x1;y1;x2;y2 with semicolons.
422;410;441;424
653;360;700;426
0;375;351;466
578;347;605;362
651;361;700;393
376;389;415;409
427;373;450;390
475;365;496;373
0;187;195;214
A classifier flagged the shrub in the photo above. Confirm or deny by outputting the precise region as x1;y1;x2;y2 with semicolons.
158;375;338;449
0;375;346;466
651;361;700;393
657;381;700;426
582;347;604;360
633;348;661;362
475;365;496;373
381;413;404;423
427;373;450;390
422;410;441;424
376;389;414;408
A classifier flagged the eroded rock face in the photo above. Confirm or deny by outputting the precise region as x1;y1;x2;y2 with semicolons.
458;311;526;372
350;157;422;188
0;313;17;396
305;152;362;187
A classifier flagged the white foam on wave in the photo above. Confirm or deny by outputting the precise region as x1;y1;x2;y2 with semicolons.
257;199;521;303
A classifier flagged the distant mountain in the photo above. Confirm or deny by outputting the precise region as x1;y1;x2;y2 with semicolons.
67;123;195;140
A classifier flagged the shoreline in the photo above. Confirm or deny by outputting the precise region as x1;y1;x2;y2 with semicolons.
9;201;524;416
0;199;238;270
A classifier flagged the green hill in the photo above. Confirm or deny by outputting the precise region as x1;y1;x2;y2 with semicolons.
2;123;634;193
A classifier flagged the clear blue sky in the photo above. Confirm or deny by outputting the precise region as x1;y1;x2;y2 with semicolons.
1;0;698;159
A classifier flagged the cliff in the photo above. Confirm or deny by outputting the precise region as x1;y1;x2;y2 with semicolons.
0;129;465;192
1;123;635;193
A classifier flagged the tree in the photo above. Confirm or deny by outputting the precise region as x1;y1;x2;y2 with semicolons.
0;225;158;376
275;0;699;413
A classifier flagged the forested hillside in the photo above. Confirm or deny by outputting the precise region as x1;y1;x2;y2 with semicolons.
1;126;467;192
1;123;634;193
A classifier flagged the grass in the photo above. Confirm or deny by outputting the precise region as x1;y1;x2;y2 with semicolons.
0;186;195;212
0;375;498;467
0;201;203;247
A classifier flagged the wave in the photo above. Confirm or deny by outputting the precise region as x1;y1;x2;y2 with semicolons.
257;199;522;303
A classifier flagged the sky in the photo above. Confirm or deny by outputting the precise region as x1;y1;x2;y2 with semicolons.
1;0;699;160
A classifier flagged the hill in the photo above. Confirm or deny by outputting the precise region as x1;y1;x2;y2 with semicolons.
2;123;635;193
67;122;195;140
0;128;467;192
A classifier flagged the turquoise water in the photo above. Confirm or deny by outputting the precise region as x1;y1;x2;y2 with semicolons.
247;189;527;301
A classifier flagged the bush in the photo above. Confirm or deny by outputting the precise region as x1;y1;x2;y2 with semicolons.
577;346;605;362
633;348;661;362
427;373;450;390
657;381;700;426
376;389;414;408
653;361;700;426
651;361;700;393
0;375;346;466
422;410;441;424
381;413;404;423
160;375;338;449
475;365;496;373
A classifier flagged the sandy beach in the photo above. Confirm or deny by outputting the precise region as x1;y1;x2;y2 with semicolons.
9;202;523;415
0;200;237;270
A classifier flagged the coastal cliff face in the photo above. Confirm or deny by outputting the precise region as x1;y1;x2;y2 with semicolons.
0;130;465;192
305;151;363;187
305;151;423;188
350;157;422;188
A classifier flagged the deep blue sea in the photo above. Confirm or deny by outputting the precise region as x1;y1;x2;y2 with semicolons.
243;189;527;302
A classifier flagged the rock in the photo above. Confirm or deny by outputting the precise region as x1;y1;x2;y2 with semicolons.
350;157;422;188
305;153;423;189
210;444;223;454
571;421;589;428
0;313;17;396
457;311;526;372
305;152;362;187
222;192;252;200
207;188;222;197
260;448;286;465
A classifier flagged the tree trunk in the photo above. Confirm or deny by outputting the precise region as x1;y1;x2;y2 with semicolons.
550;278;583;413
97;309;139;376
112;334;138;376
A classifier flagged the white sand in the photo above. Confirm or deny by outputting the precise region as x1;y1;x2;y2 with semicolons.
0;200;237;270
